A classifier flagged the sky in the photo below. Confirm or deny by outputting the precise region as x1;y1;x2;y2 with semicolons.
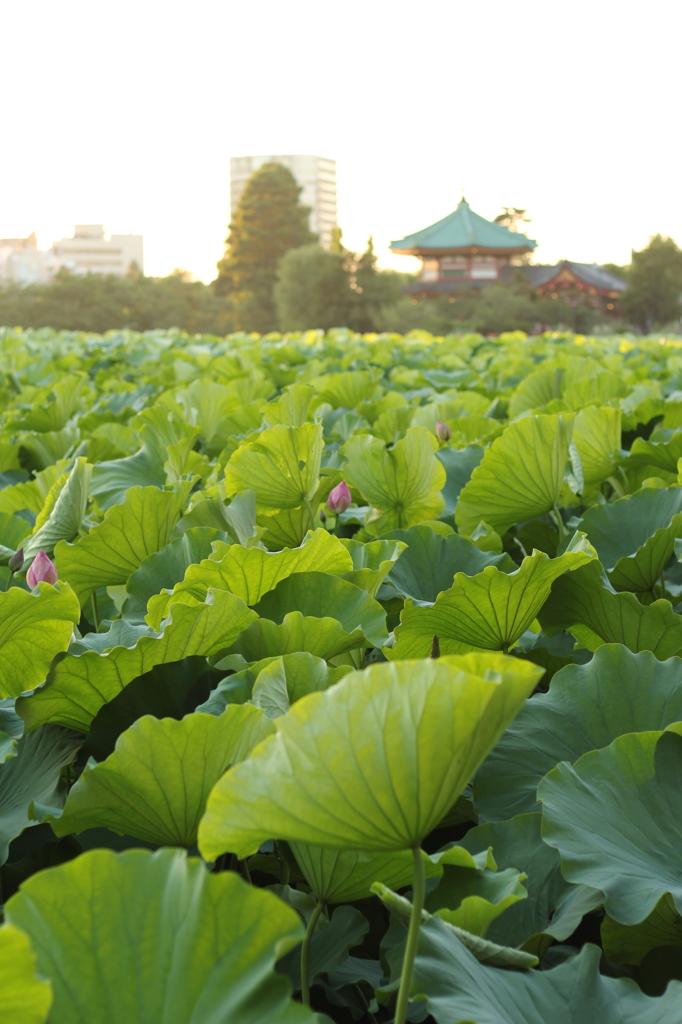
3;0;681;282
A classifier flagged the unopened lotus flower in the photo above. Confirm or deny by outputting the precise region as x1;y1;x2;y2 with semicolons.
8;548;24;573
26;551;58;589
327;481;352;514
435;420;452;442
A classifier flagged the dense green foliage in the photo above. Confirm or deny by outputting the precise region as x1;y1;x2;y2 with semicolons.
621;234;682;331
215;162;317;332
0;268;236;336
1;324;682;1021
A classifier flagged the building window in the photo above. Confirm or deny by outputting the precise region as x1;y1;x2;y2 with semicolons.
440;256;468;279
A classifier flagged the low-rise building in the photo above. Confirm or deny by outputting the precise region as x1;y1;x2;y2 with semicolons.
51;225;144;276
391;199;625;313
0;233;60;285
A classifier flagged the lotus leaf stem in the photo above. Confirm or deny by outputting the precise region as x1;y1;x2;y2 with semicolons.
301;899;325;1007
394;845;426;1024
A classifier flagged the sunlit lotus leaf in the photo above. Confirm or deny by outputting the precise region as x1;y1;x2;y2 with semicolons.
455;414;573;536
199;655;541;860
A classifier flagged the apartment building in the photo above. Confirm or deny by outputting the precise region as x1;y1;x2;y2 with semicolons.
51;225;144;276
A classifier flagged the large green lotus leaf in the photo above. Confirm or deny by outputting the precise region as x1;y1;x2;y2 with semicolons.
0;725;83;863
23;456;92;561
622;431;682;475
343;426;446;534
261;384;316;428
17;590;257;733
251;654;351;718
199;655;541;860
18;426;80;472
459;812;603;953
5;848;321;1024
146;528;352;628
539;556;682;657
0;923;52;1024
85;656;224;761
539;729;682;925
0;460;70;515
290;844;440;905
47;708;274;847
339;538;406;598
173;378;241;448
122;527;225;622
562;370;628;411
602;893;682;966
455;414;573;537
571;405;621;486
0;582;80;699
411;921;682;1024
384;525;515;606
253;572;388;648
55;483;193;605
312;370;380;409
474;644;682;821
576;487;682;593
223;423;323;511
390;549;591;659
89;424;168;511
507;358;602;418
226;613;369;663
435;445;484;520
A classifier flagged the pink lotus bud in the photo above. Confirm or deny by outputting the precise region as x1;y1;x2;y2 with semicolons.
435;420;452;442
327;481;352;515
26;551;58;589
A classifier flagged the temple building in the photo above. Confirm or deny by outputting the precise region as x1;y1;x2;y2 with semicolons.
391;198;626;313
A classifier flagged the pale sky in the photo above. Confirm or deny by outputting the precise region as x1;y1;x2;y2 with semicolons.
3;0;680;282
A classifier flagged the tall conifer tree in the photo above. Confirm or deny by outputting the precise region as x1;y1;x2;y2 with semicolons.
215;163;317;332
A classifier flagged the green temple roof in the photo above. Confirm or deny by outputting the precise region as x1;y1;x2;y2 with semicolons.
391;199;537;255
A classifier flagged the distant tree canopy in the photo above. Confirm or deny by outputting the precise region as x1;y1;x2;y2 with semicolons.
214;162;317;333
0;268;235;335
621;234;682;331
275;235;407;332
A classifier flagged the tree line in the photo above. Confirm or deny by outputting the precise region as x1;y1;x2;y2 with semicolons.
1;162;681;335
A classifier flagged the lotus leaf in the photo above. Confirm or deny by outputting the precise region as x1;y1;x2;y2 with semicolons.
411;920;682;1024
17;589;257;733
455;414;573;536
0;724;83;862
0;923;52;1024
458;812;603;953
251;654;351;718
343;426;446;533
539;556;682;656
390;548;590;659
47;708;274;846
55;483;193;604
199;655;542;860
5;848;320;1024
0;582;80;699
146;528;351;627
475;644;682;820
253;572;388;648
384;524;514;606
576;486;682;593
223;423;323;510
539;729;682;925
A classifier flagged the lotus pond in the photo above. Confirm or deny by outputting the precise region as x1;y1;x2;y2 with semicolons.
1;324;682;1023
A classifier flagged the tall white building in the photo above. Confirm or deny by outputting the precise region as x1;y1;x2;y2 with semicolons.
51;225;144;276
229;155;337;247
